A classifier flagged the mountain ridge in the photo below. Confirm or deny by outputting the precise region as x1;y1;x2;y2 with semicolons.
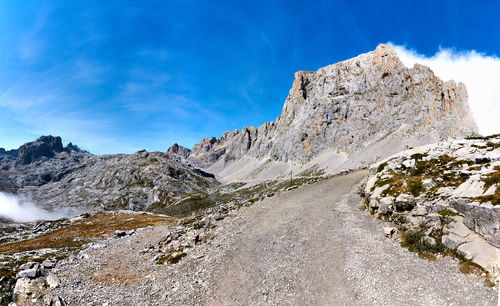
186;44;477;182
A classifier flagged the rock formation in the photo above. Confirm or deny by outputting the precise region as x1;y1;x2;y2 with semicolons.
167;143;192;159
188;44;477;181
364;134;500;279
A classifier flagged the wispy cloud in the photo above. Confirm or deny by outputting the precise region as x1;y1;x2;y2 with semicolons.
389;43;500;136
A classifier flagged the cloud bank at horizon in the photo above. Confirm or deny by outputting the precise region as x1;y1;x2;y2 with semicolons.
389;43;500;136
0;192;68;223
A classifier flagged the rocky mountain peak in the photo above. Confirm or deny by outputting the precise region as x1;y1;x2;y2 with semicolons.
188;44;478;181
166;143;192;159
13;136;85;166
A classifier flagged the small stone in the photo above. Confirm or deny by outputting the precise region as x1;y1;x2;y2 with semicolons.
422;178;433;188
422;236;436;246
383;226;395;237
412;206;427;216
214;214;226;221
46;271;60;288
42;258;56;269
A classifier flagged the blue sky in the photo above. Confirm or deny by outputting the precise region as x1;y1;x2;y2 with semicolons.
0;0;499;154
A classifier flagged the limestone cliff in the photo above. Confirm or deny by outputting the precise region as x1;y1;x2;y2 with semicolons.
188;45;478;181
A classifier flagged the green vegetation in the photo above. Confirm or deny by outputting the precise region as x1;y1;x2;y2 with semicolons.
400;230;444;255
410;153;428;160
465;133;500;140
377;162;388;173
157;251;187;265
148;175;322;217
161;193;216;216
482;166;500;191
297;165;325;177
408;178;424;197
438;209;460;217
375;172;425;198
467;166;500;205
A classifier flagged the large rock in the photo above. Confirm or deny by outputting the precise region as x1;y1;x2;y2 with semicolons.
395;194;416;211
188;44;477;181
450;199;500;238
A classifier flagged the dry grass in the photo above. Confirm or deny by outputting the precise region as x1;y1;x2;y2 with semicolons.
0;213;176;255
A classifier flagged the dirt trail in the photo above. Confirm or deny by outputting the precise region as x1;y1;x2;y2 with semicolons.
49;170;497;305
205;170;496;305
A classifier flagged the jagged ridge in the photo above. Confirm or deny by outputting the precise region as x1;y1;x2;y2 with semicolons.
187;44;477;181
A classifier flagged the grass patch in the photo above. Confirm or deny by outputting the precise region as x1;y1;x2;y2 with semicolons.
400;230;444;254
297;165;325;177
0;213;175;255
157;252;187;265
469;193;500;206
410;153;428;160
162;193;216;216
438;209;460;217
482;166;500;191
377;162;388;173
408;178;424;197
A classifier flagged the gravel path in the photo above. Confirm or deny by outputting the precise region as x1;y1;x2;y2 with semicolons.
48;170;497;305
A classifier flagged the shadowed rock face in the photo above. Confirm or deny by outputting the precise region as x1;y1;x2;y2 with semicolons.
188;44;478;171
16;136;64;166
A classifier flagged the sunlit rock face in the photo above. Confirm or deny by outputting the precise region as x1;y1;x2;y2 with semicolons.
188;44;477;172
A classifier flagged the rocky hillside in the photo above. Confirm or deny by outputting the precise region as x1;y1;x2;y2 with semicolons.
187;44;477;182
0;136;218;218
363;134;500;281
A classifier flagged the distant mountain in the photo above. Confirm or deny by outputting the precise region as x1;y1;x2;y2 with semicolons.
0;137;218;214
187;44;478;182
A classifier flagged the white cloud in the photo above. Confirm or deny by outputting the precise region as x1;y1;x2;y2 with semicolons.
0;192;68;222
388;43;500;136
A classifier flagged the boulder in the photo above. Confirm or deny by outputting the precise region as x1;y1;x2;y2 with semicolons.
394;194;416;211
457;239;500;280
411;206;427;217
378;197;394;215
16;263;41;279
41;258;56;269
402;159;415;169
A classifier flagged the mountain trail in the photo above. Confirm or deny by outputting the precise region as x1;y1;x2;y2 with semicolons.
48;170;497;305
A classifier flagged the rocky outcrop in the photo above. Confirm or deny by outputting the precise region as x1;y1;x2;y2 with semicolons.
167;143;191;159
188;44;477;181
364;134;500;280
11;260;66;305
15;136;65;166
0;148;18;158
